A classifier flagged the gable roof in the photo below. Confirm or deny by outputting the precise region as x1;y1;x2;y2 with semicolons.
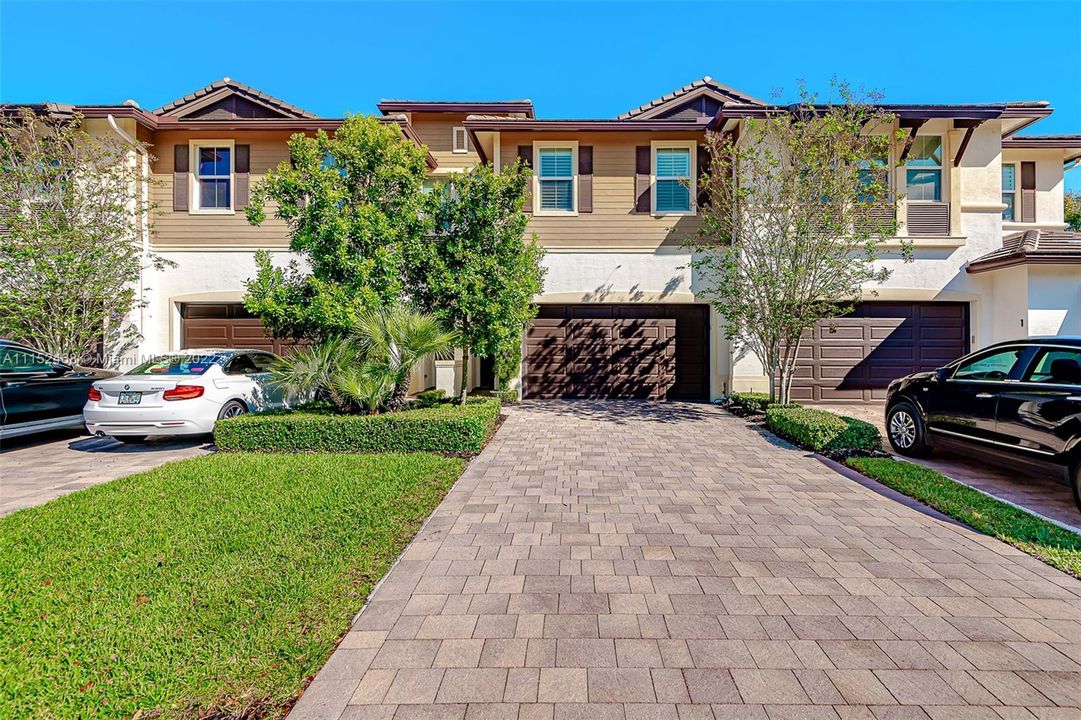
154;78;319;119
967;230;1081;273
618;76;765;120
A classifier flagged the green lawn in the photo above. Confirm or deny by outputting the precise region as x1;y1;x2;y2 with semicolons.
847;457;1081;578
0;452;464;719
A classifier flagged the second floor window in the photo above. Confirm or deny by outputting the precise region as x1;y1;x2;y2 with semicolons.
857;152;890;203
196;145;231;210
905;136;942;202
452;127;468;153
1002;163;1017;221
654;145;693;214
537;146;575;213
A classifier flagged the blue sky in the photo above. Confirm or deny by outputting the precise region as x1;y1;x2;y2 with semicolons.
3;0;1079;188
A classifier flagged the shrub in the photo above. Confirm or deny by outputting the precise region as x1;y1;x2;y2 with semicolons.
216;397;500;454
415;389;448;408
728;392;801;413
765;405;880;453
495;385;520;405
728;392;771;412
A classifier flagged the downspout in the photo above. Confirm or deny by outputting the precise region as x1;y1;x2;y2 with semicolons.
108;114;150;367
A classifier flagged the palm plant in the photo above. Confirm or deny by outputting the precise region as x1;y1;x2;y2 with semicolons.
353;305;458;410
271;336;366;413
272;306;457;414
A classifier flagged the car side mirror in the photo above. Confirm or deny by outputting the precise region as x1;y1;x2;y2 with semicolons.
935;367;951;382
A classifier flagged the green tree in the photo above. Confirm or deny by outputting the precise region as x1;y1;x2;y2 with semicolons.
405;161;545;403
0;108;164;365
1066;190;1081;232
688;82;906;404
244;114;430;340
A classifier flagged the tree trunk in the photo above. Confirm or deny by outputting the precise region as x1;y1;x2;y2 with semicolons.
459;345;470;405
387;375;410;411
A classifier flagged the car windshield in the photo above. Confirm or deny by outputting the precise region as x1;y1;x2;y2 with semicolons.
127;354;222;376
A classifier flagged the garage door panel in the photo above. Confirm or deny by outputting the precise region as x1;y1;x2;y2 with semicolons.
870;325;910;340
791;301;968;403
819;346;867;360
918;304;966;319
181;304;296;356
524;304;707;401
817;326;866;341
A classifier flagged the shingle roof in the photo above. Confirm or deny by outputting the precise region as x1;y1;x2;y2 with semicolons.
617;76;765;120
154;78;319;119
966;230;1081;272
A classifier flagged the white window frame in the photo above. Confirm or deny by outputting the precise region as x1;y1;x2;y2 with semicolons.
452;127;469;154
1001;162;1018;221
532;140;578;216
904;135;944;204
190;140;235;214
651;141;697;217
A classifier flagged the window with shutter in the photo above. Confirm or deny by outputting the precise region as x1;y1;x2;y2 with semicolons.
535;144;576;214
652;143;695;215
191;142;234;212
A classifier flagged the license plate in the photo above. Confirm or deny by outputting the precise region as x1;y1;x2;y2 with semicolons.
118;392;142;405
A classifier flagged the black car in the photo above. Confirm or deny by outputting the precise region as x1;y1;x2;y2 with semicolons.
0;340;116;441
885;337;1081;511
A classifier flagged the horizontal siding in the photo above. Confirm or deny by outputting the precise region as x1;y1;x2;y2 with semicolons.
498;131;703;250
410;114;481;169
150;130;301;248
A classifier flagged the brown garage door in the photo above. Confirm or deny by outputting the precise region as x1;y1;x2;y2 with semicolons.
790;301;969;403
180;303;293;355
524;304;709;400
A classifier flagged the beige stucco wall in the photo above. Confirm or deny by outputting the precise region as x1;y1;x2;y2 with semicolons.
1001;147;1067;230
1028;266;1081;336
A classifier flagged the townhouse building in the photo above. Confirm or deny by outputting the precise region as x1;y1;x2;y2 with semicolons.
10;77;1081;403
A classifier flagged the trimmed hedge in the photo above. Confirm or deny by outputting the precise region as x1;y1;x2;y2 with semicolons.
728;392;801;413
215;397;501;454
728;392;772;413
765;405;881;453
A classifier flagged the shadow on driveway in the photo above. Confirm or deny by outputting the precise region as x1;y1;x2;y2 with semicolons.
66;434;213;454
515;399;721;424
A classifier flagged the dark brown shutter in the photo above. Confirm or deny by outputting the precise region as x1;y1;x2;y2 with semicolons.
1020;161;1036;223
518;145;533;213
234;144;251;209
173;144;189;212
578;146;593;213
696;144;711;210
635;146;651;213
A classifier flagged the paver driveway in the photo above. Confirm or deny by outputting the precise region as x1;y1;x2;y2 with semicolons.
290;401;1081;720
0;431;211;515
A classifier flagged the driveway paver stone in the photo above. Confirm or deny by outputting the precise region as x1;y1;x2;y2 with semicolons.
289;401;1081;720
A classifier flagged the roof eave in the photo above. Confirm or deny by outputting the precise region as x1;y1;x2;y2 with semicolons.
967;254;1081;273
462;118;710;132
377;101;535;118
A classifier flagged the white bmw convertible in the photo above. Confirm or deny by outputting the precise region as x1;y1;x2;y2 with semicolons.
84;349;290;443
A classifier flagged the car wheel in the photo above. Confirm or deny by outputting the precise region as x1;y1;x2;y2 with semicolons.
115;435;147;444
886;401;930;457
217;400;247;420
